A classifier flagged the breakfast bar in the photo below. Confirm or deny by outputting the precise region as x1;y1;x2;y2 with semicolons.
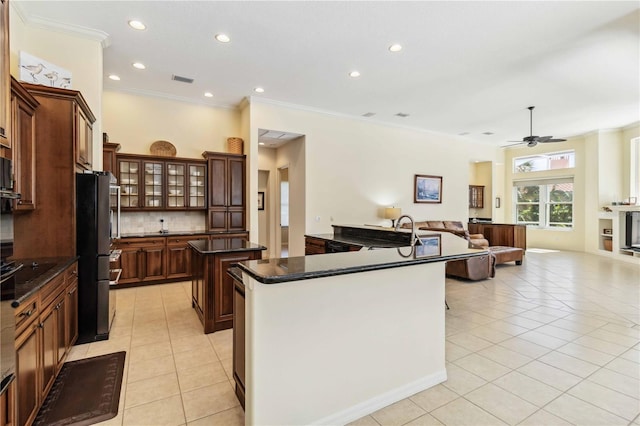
235;231;485;425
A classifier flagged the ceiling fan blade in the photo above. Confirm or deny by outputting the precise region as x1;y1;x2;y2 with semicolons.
539;137;567;143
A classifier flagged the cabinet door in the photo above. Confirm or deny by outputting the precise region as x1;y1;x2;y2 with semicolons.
191;247;204;315
208;156;227;208
167;243;190;279
118;159;141;208
54;295;66;370
116;246;143;284
75;104;93;170
15;321;39;426
214;253;252;328
39;305;57;400
65;278;78;349
228;157;245;208
208;208;227;232
0;377;15;426
143;161;163;208
188;164;206;208
141;243;166;281
11;85;37;211
166;162;186;209
233;280;246;408
0;0;9;148
227;208;246;231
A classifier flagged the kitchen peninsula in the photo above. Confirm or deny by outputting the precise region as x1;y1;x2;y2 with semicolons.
235;227;486;425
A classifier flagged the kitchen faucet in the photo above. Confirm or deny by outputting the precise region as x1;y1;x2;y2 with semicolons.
394;214;423;246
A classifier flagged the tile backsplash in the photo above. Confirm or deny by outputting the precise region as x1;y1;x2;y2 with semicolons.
121;211;207;234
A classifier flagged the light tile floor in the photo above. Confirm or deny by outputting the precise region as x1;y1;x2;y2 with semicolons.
66;250;639;425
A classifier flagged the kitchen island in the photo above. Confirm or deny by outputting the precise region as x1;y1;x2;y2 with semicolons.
189;238;265;333
235;229;485;425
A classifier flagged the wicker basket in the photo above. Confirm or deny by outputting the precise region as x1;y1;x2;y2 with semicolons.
603;239;612;251
227;137;244;154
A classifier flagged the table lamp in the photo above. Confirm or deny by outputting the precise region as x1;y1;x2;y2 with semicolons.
384;207;402;228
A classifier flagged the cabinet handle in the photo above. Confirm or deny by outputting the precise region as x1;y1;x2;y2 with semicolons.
72;269;78;275
19;309;34;318
38;323;44;329
17;200;23;205
68;287;77;295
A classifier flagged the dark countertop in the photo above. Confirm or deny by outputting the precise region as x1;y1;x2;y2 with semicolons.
239;231;487;284
189;238;266;254
11;257;78;307
306;233;408;248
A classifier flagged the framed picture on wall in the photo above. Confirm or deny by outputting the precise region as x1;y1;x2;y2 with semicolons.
258;191;265;210
414;175;442;203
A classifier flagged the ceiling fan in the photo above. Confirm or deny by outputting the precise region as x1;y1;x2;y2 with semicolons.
503;106;566;148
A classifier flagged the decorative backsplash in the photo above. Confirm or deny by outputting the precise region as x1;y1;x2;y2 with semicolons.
121;211;206;234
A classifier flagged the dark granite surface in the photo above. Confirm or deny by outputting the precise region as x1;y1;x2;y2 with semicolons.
189;238;266;254
239;231;486;284
306;233;408;248
11;257;78;307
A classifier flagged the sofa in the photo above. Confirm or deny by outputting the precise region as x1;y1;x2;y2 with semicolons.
402;220;489;248
402;220;494;280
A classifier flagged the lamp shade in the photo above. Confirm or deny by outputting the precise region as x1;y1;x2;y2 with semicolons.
384;207;402;220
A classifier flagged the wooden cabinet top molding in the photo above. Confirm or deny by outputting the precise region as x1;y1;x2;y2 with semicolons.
11;76;39;108
117;152;206;163
21;82;96;123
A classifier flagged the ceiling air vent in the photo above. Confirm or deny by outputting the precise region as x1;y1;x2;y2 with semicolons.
482;131;494;135
171;74;194;84
395;112;410;118
362;112;376;117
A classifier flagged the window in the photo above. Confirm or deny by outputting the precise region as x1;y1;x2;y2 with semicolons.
280;180;289;227
514;178;574;228
514;151;575;173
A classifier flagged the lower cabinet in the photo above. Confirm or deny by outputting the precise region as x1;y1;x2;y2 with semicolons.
113;233;244;286
191;247;261;334
0;378;15;426
231;273;245;408
14;261;78;426
305;236;327;255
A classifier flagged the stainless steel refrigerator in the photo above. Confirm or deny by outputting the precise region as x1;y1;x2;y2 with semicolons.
76;172;116;343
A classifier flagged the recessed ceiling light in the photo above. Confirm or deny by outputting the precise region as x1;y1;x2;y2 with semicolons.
132;62;146;70
389;44;402;52
204;92;213;98
259;142;265;146
128;20;146;30
215;33;231;43
254;87;265;93
349;71;361;78
108;74;120;81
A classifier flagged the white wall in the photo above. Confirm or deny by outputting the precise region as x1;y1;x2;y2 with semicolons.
248;100;496;251
102;91;240;158
10;5;103;167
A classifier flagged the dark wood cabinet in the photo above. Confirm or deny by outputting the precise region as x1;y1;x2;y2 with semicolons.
102;141;120;175
14;262;78;426
13;84;95;259
116;154;207;210
305;236;327;255
10;77;38;211
167;235;208;280
468;222;527;251
191;243;262;334
0;377;15;426
0;0;10;149
75;104;93;170
469;185;484;209
204;152;246;232
114;235;210;285
232;273;245;408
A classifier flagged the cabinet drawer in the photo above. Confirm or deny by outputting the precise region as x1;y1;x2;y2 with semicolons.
64;263;78;282
166;235;209;246
15;296;39;335
39;273;65;310
116;237;166;248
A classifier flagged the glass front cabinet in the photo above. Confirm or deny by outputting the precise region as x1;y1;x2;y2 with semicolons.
117;155;206;210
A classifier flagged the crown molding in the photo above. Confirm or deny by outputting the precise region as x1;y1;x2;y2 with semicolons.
11;2;111;48
105;87;238;111
247;96;470;142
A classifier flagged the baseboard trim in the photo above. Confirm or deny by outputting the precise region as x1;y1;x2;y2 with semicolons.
312;369;447;426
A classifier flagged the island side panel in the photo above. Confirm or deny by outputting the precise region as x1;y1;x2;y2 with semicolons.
244;262;447;426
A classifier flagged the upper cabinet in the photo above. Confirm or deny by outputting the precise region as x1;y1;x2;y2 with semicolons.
204;152;246;232
469;185;485;209
102;138;121;175
11;77;39;211
0;0;10;149
116;153;207;211
75;104;93;170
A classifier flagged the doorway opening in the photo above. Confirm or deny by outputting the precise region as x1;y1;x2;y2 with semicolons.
279;166;289;258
